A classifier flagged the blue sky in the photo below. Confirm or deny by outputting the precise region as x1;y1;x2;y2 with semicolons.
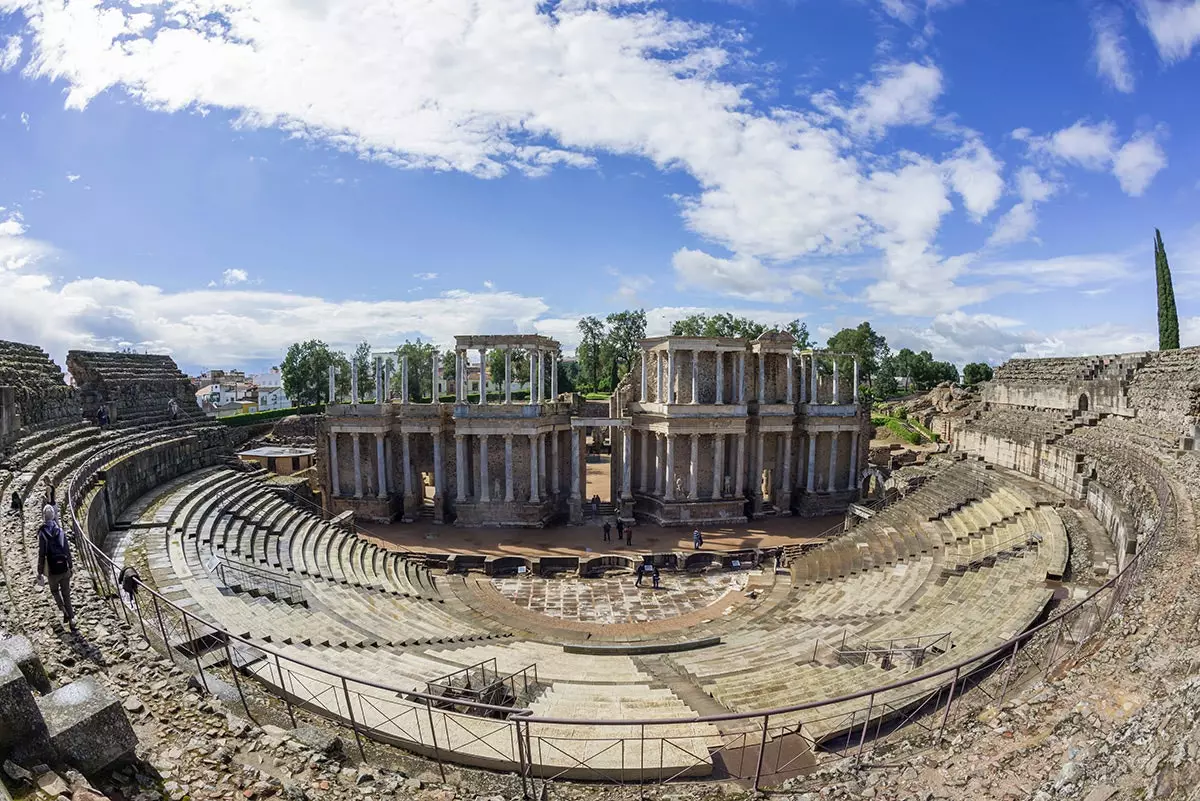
1;0;1199;374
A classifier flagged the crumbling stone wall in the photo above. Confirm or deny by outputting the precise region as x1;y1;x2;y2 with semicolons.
66;350;203;424
0;339;81;446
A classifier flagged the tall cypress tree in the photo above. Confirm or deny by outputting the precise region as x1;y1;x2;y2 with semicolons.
1155;229;1180;350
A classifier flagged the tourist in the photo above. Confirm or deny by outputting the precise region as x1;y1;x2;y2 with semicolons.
616;517;625;542
652;564;661;589
590;494;600;519
634;562;644;587
692;528;703;550
42;477;55;510
35;504;75;626
96;405;109;429
602;520;611;542
774;549;784;570
167;398;179;421
8;491;23;539
625;524;632;547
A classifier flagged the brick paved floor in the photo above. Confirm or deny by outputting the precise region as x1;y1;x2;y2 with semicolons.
490;572;750;624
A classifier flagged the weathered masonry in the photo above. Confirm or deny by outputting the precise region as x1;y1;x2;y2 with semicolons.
318;332;871;526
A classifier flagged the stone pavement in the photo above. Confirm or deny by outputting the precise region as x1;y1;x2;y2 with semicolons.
490;572;749;624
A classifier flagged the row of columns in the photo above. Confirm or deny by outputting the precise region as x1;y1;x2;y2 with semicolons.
328;431;390;500
453;431;559;503
453;347;559;405
643;350;746;405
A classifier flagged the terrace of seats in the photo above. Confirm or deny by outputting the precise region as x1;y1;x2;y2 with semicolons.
66;349;207;426
0;339;81;430
992;356;1089;383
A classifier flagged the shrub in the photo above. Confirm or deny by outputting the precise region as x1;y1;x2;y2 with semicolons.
219;404;325;427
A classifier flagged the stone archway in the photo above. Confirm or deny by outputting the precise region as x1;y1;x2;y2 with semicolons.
860;466;888;500
1078;393;1090;412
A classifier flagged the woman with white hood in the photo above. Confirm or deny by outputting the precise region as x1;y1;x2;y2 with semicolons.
35;503;75;626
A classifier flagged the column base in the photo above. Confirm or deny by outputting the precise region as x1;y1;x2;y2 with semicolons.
433;494;445;524
401;493;419;523
569;497;584;525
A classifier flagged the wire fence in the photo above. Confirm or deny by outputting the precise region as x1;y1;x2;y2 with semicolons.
62;442;1170;797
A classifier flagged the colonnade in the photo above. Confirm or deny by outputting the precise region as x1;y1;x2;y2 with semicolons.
641;348;747;404
453;430;559;503
327;429;391;500
450;346;559;405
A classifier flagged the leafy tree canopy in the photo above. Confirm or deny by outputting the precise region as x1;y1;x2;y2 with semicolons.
962;362;994;386
826;321;888;386
391;339;438;401
281;340;348;405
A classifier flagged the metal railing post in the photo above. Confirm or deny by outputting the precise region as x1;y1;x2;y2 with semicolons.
752;714;770;791
131;588;150;642
938;666;960;739
276;653;295;727
341;676;367;762
996;639;1020;708
856;692;875;758
181;611;209;694
151;594;176;664
424;697;446;782
515;718;530;800
222;638;254;721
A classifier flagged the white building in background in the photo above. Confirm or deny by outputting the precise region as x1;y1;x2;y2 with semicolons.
251;369;293;411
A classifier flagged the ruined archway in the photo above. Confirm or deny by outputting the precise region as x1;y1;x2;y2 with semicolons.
1078;393;1090;412
860;466;888;500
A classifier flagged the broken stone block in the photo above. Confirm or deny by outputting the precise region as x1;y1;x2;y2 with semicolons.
0;656;46;757
0;636;51;694
37;677;137;775
290;725;342;755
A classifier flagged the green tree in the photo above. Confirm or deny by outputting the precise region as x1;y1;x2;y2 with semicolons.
352;341;374;398
577;316;606;390
668;313;809;347
787;320;811;350
962;362;994;386
441;350;458;398
392;340;437;401
1156;229;1180;350
605;309;647;379
280;340;348;405
826;322;888;388
874;355;900;399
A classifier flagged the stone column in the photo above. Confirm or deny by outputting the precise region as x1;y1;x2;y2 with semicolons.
527;351;537;405
655;352;663;402
640;430;650;492
569;430;580;500
328;431;340;497
799;355;807;405
622;427;632;498
432;431;445;505
401;355;409;404
351;366;359;405
504;434;515;502
551;352;558;400
664;435;676;501
352;433;363;498
537;349;546;402
384;435;394;491
538;433;547;500
529;434;539;501
810;354;819;404
666;350;675;404
757;352;766;404
376;433;387;499
806;434;816;493
375;357;384;403
655;433;665;496
833;358;840;405
782;434;792;498
712;434;724;498
827;431;838;493
328;365;337;403
786;354;794;404
504;348;513;404
688;433;699;499
755;431;765;498
735;434;746;496
849;431;860;492
479;347;488;405
738;353;746;403
455;435;467;502
551;430;561;495
479;435;490;502
691;350;699;404
640;353;648;401
852;359;859;403
401;433;413;497
431;352;441;404
716;352;724;405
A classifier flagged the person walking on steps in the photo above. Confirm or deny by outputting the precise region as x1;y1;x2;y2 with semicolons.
602;519;612;542
167;398;179;421
635;561;649;588
42;477;56;511
652;564;661;589
96;405;109;429
692;528;703;550
36;504;75;627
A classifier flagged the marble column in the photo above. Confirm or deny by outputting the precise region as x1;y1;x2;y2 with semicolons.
852;359;859;403
640;430;650;492
328;365;337;404
757;352;766;404
690;350;699;404
799;356;807;405
329;432;340;497
551;430;560;496
384;435;394;492
848;431;860;492
551;352;558;400
351;366;359;405
827;431;838;493
655;433;665;496
538;433;547;500
527;351;537;405
737;353;746;403
666;350;675;404
375;357;383;403
375;433;387;500
529;434;539;501
401;433;413;497
504;434;515;502
401;355;409;404
455;435;467;502
664;435;676;501
622;427;632;498
352;433;363;498
479;435;490;502
688;433;699;499
810;354;819;404
782;434;792;499
712;433;724;499
640;353;648;400
755;431;765;498
716;352;724;404
806;434;816;493
479;347;488;405
455;350;464;403
786;354;794;404
504;349;512;404
655;352;663;402
569;430;580;500
431;352;441;404
537;349;546;402
729;434;739;496
833;358;840;404
432;431;444;502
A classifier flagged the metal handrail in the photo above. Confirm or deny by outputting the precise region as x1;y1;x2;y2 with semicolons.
214;558;305;605
270;480;417;556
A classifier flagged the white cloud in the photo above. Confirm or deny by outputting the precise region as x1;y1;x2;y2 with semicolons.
483;280;495;289
221;268;249;286
1112;131;1168;195
975;250;1133;288
672;248;822;303
605;267;653;304
412;272;438;281
941;137;1004;220
813;61;944;138
986;167;1058;247
1091;9;1135;92
19;112;29;129
0;35;20;72
1137;0;1200;62
66;173;81;182
1017;120;1166;196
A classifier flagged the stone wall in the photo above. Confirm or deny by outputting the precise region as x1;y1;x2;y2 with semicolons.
0;339;82;445
66;350;203;424
1125;346;1200;442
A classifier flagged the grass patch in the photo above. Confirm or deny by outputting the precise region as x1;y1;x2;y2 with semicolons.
218;403;325;427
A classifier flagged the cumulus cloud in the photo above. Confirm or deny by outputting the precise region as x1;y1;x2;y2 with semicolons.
672;248;822;303
813;61;944;139
413;272;437;281
0;35;20;72
1016;120;1166;196
221;268;249;286
941;137;1005;220
66;173;81;183
1091;8;1136;92
1137;0;1200;62
986;167;1058;247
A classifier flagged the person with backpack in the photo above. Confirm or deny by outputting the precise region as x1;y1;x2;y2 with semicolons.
692;528;704;550
602;519;612;542
36;504;75;625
